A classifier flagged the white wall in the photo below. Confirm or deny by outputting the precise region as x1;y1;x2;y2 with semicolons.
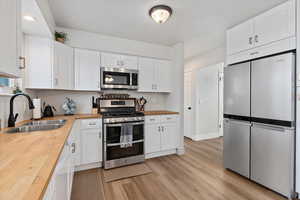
56;27;173;60
185;46;225;71
166;43;185;154
34;90;168;115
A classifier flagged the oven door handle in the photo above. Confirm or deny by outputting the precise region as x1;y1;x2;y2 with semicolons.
106;139;144;147
105;122;144;127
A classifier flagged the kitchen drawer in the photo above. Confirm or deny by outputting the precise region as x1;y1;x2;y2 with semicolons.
145;116;161;124
160;115;178;123
80;119;102;129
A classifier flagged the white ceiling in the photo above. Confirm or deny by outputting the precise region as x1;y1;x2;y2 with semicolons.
22;0;52;37
49;0;286;59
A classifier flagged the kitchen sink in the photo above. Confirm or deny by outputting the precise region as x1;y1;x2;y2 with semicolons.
22;119;67;126
5;120;67;134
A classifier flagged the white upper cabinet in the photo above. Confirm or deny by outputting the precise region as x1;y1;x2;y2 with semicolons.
74;49;101;91
253;0;295;47
0;0;21;77
101;52;120;68
101;52;138;70
25;36;53;89
227;19;254;55
156;59;171;93
120;55;138;70
138;57;156;92
227;0;295;56
138;57;171;93
53;42;74;90
25;37;75;90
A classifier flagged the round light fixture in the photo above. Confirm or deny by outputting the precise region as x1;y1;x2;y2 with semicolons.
149;5;173;24
23;15;36;22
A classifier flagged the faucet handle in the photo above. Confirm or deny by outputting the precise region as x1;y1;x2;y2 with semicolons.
14;113;19;122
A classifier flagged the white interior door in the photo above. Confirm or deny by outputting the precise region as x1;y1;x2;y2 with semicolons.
196;64;221;139
184;71;193;139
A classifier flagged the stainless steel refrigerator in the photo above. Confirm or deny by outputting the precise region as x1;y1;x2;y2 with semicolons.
224;52;295;198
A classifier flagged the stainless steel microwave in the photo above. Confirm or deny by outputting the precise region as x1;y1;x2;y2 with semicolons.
100;67;138;90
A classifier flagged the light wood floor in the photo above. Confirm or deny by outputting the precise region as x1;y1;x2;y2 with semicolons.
71;138;286;200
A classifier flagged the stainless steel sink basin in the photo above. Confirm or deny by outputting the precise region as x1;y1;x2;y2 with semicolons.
5;120;67;134
22;119;67;126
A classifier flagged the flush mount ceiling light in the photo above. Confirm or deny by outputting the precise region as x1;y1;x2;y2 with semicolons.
149;5;173;24
23;15;36;22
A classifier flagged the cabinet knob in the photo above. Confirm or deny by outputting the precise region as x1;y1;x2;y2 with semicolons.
19;56;26;69
71;143;76;153
254;35;259;43
248;37;253;45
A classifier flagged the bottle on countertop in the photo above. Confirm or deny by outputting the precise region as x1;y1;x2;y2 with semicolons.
91;96;98;114
33;98;42;119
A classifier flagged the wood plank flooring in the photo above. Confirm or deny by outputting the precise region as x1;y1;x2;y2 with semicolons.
71;138;286;200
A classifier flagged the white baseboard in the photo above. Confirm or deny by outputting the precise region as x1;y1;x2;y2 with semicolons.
75;162;102;172
146;149;177;159
192;132;220;141
176;147;185;155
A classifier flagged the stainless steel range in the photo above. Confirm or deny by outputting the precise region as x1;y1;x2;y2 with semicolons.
99;97;145;169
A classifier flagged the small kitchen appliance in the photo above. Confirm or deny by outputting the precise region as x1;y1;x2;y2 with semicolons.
99;94;145;169
100;68;138;90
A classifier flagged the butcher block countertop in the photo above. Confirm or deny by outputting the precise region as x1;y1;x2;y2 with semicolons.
143;110;179;115
0;110;178;200
0;114;101;200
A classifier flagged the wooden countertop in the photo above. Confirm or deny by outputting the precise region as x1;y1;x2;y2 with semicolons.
0;114;101;200
0;111;177;200
143;110;179;115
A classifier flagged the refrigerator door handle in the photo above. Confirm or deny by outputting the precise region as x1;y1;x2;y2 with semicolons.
225;119;252;126
252;122;294;132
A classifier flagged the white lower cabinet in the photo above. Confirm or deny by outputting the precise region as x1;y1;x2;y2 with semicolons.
79;119;102;166
80;129;102;165
145;115;179;156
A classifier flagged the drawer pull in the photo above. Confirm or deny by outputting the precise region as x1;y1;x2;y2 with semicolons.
89;122;96;126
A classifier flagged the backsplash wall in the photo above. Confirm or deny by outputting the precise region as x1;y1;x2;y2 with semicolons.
35;90;168;115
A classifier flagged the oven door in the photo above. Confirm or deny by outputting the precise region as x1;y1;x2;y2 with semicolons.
104;122;144;161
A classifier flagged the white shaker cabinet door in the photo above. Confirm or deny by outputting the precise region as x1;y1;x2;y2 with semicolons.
145;124;161;154
156;60;171;92
80;129;102;165
120;55;138;70
253;0;295;48
226;19;254;55
138;57;156;92
74;49;101;90
0;0;21;77
53;42;74;90
160;123;177;151
24;36;53;89
101;52;120;68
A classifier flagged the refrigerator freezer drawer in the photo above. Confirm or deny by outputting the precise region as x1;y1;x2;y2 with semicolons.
223;119;251;178
224;62;251;117
251;124;294;197
251;52;295;122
